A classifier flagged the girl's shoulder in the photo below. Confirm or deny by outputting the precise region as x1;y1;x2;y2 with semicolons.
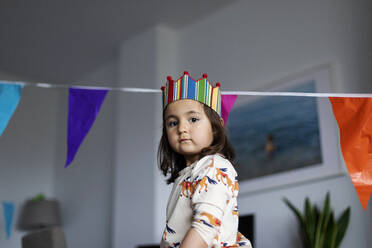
192;154;237;178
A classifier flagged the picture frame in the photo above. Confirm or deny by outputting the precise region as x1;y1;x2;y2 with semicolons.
227;64;345;194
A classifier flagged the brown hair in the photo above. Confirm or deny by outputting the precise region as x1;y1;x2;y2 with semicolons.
158;102;236;184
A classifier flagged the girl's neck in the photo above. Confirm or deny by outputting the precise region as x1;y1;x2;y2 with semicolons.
185;154;200;166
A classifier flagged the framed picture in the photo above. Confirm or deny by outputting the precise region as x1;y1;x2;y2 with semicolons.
227;64;345;193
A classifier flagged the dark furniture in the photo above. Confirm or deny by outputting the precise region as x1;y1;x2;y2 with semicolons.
22;227;67;248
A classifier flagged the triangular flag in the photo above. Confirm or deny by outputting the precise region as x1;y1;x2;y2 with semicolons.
0;82;23;136
2;202;15;239
65;88;108;167
221;94;238;124
329;97;372;210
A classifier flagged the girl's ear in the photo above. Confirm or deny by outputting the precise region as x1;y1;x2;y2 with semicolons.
220;118;225;127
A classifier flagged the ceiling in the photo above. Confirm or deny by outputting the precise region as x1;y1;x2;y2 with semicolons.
0;0;235;83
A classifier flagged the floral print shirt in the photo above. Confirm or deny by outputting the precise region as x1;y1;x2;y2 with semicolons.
160;154;252;248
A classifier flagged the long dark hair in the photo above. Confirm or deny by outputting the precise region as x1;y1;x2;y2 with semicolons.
158;103;236;184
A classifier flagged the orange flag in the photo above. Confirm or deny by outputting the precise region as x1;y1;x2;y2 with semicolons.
329;97;372;210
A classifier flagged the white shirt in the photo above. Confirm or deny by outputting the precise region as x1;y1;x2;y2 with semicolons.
160;154;252;248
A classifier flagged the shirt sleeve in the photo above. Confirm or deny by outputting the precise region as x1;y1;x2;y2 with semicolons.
190;155;238;246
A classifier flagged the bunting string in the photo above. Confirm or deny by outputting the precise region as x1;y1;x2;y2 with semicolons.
2;80;372;98
1;79;372;210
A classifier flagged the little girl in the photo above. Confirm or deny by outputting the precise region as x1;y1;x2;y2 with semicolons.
158;72;252;248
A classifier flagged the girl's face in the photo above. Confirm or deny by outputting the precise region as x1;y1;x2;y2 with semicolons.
164;99;214;166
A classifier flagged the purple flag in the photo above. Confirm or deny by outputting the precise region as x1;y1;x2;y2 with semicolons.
65;88;108;167
221;94;238;124
2;202;15;239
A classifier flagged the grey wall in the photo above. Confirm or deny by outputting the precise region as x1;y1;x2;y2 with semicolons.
112;26;172;248
111;27;158;248
177;0;372;93
112;26;178;248
53;61;117;248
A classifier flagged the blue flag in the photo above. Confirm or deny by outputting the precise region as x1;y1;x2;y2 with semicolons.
2;202;15;239
0;82;23;136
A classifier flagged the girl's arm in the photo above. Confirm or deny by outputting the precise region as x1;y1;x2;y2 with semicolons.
180;228;208;248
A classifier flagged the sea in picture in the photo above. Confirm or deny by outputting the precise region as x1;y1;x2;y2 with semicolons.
227;80;323;181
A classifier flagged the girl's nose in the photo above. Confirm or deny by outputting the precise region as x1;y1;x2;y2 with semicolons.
178;120;188;133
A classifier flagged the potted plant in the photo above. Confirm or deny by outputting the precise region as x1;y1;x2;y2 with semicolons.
283;192;350;248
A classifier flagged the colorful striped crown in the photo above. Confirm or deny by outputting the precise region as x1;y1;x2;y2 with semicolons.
161;71;222;116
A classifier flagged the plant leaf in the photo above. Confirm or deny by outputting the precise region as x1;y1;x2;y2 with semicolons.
321;193;332;247
314;207;324;247
305;197;315;247
283;198;310;247
315;192;331;248
310;205;318;246
330;215;338;248
283;198;304;225
335;207;351;248
324;212;337;248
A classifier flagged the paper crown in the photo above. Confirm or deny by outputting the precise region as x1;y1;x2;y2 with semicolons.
161;71;221;116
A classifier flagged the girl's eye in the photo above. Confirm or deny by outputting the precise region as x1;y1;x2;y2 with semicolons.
189;117;199;123
168;121;178;127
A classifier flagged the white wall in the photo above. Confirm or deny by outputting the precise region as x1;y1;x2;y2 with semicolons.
0;72;57;247
112;27;158;248
153;26;179;240
54;60;117;248
173;0;372;247
177;0;371;93
112;25;179;248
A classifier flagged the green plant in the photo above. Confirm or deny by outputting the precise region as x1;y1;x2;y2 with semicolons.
283;192;350;248
31;193;46;202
